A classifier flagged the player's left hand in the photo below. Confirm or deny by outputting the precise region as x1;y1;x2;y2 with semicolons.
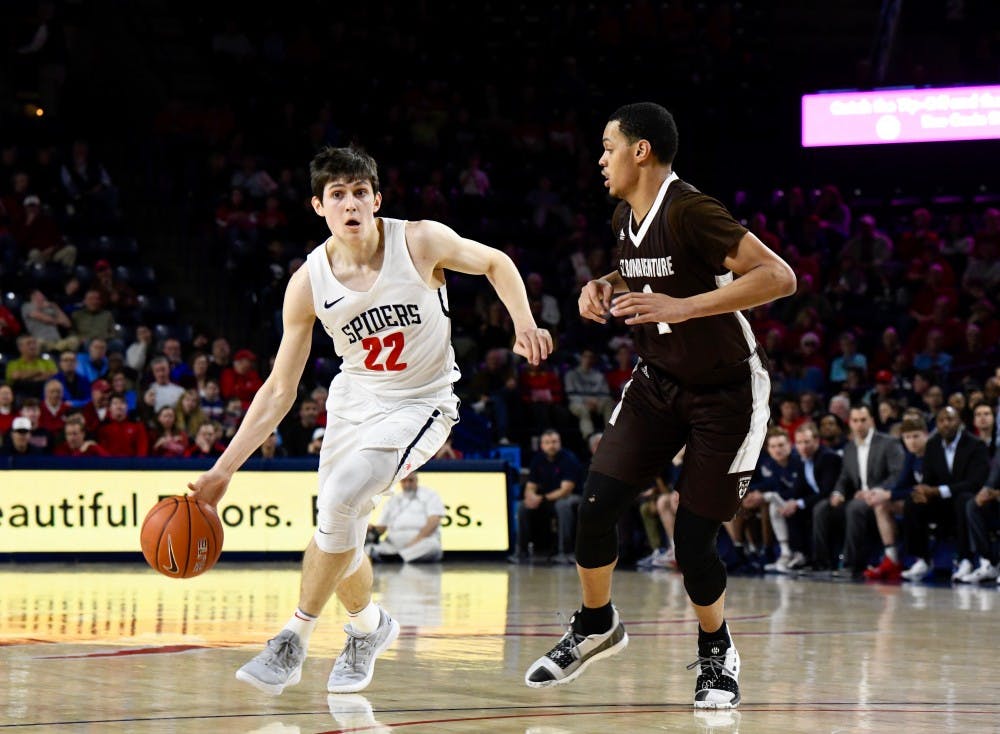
610;291;692;326
513;327;553;366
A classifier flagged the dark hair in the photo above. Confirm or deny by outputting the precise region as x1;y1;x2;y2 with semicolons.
310;145;380;198
849;402;873;418
608;102;679;164
899;417;927;434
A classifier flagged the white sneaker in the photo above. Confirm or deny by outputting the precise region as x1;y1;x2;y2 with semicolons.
651;547;677;569
525;606;629;687
951;558;974;582
689;639;741;709
786;551;808;571
901;558;930;581
764;554;791;573
961;559;1000;584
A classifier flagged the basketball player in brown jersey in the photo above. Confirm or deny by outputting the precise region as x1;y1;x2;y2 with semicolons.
525;102;796;709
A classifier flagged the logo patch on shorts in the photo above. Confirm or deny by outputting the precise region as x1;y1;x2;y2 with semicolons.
737;476;751;499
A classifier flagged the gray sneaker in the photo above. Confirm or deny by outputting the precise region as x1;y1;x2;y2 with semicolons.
524;606;628;687
235;630;305;695
327;607;400;693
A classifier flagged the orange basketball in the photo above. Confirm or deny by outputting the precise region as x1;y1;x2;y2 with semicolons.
140;495;224;579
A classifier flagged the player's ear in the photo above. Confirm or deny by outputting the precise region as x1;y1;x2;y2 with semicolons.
372;191;382;213
634;140;651;162
311;195;324;216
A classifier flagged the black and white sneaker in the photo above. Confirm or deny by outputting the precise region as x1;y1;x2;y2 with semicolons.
688;639;741;708
524;607;628;688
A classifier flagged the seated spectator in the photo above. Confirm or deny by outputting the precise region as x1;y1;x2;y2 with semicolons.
59;139;120;228
775;394;807;441
0;416;44;457
464;347;520;444
310;385;328;427
563;348;613;442
20;289;79;353
220;397;246;442
912;328;953;383
15;397;52;452
828;331;867;386
0;300;22;354
891;418;930;580
813;404;903;579
109;370;136;413
16;194;76;269
184;422;226;458
0;384;16;435
791;422;842;568
70;290;116;345
971;403;997;460
367;472;446;563
37;378;70;437
961;452;1000;583
206;336;232;381
508;429;583;564
190;351;211;396
88;258;137;314
903;406;989;583
149;405;189;458
125;324;154;375
841;213;892;267
162;337;194;386
54;350;90;408
174;388;207;438
79;378;112;434
743;427;808;573
818;412;847;454
53;414;109;457
97;394;149;456
5;334;57;398
146;355;185;411
76;337;109;383
220;348;263;410
200;378;225;422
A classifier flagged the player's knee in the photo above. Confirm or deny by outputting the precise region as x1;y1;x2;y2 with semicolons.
674;505;726;606
575;472;639;568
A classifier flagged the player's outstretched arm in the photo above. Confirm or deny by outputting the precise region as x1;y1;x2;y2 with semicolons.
410;220;552;365
188;267;316;506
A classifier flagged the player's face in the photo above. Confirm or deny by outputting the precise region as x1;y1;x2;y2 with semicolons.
313;178;382;243
599;121;639;199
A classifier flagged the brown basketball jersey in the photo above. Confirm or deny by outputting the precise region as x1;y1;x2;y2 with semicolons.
612;176;758;385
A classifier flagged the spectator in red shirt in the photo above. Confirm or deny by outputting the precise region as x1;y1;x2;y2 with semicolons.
184;422;227;458
0;302;21;353
97;394;149;456
220;348;263;410
776;395;808;441
88;258;138;313
605;343;636;400
0;383;16;435
150;405;189;458
37;378;71;436
53;414;109;457
79;379;112;434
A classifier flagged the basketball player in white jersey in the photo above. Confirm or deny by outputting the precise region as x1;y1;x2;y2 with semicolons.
188;145;552;696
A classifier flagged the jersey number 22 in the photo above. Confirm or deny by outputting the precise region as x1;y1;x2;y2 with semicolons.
361;332;407;371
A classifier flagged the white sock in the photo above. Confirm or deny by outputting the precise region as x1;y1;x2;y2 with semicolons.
349;601;381;634
283;607;318;647
885;546;899;564
779;541;792;557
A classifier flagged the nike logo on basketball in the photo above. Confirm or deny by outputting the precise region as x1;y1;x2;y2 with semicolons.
162;536;179;574
324;296;345;309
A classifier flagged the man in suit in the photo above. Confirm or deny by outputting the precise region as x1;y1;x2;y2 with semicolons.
903;406;990;583
792;421;842;568
813;403;904;578
962;452;1000;584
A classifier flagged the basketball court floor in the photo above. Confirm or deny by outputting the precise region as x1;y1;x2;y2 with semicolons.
2;560;998;733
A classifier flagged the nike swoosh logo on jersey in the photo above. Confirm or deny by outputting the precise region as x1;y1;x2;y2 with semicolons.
162;536;179;574
324;296;345;309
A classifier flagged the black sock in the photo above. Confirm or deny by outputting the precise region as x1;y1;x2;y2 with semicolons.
698;619;731;655
574;602;613;635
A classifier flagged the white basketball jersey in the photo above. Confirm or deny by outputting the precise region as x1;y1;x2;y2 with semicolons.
305;217;460;397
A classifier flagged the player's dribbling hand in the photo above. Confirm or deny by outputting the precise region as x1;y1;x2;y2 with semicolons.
578;278;613;323
187;467;232;508
513;327;553;366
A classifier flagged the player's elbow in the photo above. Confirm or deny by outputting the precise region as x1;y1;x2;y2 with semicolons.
770;260;797;298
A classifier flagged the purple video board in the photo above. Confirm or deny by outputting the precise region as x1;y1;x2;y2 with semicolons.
802;85;1000;147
